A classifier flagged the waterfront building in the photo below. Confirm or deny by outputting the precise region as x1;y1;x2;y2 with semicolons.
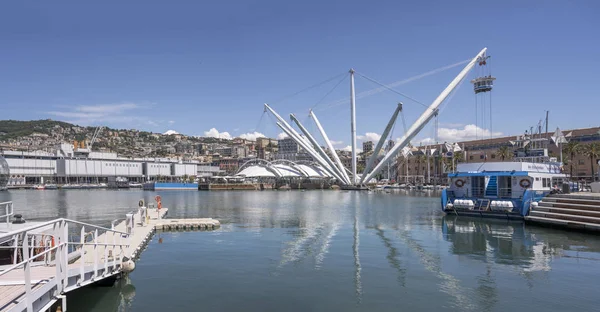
0;142;218;185
362;141;373;154
396;126;600;184
276;137;312;162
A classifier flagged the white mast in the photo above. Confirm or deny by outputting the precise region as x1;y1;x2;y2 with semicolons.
290;114;351;184
359;103;402;185
264;103;341;180
309;110;352;184
350;69;357;185
276;122;345;183
362;48;488;183
426;146;430;184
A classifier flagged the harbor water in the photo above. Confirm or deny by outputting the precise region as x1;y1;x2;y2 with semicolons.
2;190;600;311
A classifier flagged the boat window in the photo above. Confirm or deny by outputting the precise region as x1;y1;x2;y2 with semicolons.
535;177;540;181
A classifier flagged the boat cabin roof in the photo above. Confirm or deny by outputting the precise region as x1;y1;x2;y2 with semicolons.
448;171;528;178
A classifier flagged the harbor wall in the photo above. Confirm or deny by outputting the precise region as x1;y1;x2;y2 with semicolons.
143;182;199;190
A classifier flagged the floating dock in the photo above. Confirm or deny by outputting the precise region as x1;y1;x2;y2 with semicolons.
0;202;219;312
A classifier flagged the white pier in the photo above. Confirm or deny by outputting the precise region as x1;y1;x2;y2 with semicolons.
0;202;220;312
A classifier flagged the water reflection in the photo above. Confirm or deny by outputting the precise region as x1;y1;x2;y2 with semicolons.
395;226;478;311
374;226;406;286
353;202;362;304
68;276;136;312
442;216;560;271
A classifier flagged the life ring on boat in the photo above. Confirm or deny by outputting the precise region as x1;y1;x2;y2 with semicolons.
519;179;531;188
138;199;145;207
454;179;466;188
35;235;46;254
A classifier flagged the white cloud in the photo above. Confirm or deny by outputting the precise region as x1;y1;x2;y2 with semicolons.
329;140;344;146
163;130;179;135
437;124;502;142
277;132;289;140
341;145;363;153
168;120;175;124
415;137;435;145
46;102;151;126
239;131;266;141
439;122;465;128
75;103;139;113
204;128;232;140
357;132;381;142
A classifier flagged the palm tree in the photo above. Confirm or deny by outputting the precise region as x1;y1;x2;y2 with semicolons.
496;146;512;161
582;143;600;181
563;141;581;180
416;154;426;178
452;151;463;171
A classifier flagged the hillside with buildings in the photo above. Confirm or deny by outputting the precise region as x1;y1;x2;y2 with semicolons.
0;119;231;159
0;119;598;185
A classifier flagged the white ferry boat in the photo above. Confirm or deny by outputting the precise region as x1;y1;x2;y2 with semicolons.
441;159;567;219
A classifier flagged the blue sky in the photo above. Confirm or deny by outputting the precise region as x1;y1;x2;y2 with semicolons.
1;1;598;149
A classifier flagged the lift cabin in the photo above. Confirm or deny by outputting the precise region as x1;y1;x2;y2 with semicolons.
471;76;496;94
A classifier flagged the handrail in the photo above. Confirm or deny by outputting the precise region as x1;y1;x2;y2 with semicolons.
1;201;14;225
0;217;130;241
0;243;65;278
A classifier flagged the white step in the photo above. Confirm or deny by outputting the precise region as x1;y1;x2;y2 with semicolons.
533;206;600;217
547;194;600;201
543;197;600;205
529;210;600;224
538;201;600;211
526;215;600;231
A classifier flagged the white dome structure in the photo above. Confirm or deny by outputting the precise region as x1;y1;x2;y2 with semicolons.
236;159;333;180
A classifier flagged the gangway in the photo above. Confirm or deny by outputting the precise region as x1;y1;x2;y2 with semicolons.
0;203;168;312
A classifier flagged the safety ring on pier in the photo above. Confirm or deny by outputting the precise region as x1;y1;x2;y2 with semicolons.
519;179;531;188
454;179;465;188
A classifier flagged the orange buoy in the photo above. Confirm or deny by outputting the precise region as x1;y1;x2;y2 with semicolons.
155;195;162;210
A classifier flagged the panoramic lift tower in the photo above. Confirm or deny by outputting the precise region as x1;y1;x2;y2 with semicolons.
470;55;496;140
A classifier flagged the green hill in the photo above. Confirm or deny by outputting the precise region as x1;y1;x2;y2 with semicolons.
0;119;76;140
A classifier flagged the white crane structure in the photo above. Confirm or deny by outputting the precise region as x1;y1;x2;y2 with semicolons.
264;48;488;187
74;126;104;153
88;126;104;151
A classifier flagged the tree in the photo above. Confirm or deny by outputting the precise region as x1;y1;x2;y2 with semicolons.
452;151;464;171
416;154;426;177
563;141;581;180
496;146;512;161
582;143;600;181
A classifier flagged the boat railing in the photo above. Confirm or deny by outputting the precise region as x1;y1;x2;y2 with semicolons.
1;201;14;226
498;188;512;198
470;187;485;198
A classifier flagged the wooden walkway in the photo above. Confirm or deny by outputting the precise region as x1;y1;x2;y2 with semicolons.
0;207;220;312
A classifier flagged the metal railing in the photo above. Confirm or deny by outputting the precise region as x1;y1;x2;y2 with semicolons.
1;201;14;226
0;218;131;312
